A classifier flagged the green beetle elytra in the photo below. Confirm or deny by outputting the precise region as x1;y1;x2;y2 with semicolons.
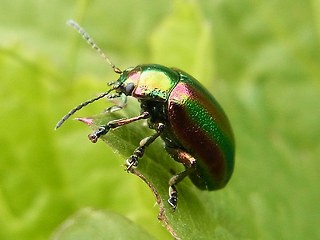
56;20;235;209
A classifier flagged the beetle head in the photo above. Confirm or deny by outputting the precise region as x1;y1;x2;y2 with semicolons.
112;67;141;96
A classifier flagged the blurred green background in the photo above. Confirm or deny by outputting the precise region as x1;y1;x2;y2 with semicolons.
1;0;320;239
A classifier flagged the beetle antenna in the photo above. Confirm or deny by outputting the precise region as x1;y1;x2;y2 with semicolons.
67;19;122;74
55;87;118;130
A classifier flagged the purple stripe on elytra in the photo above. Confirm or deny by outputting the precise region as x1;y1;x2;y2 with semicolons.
168;101;227;187
170;82;234;149
168;82;234;187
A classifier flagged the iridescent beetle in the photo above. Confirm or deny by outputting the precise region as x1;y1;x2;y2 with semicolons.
56;20;235;209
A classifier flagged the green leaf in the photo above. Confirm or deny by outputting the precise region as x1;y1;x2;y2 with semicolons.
50;208;156;240
78;98;222;239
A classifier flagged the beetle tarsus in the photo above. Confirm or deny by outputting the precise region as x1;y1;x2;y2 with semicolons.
125;146;145;171
125;124;164;172
88;134;98;143
168;185;178;210
126;156;138;172
88;126;109;143
133;146;145;158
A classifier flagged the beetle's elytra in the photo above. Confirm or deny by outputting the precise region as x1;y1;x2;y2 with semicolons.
56;20;235;209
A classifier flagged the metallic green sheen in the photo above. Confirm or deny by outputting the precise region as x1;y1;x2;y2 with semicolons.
179;70;234;163
167;69;235;189
117;64;234;190
123;64;180;101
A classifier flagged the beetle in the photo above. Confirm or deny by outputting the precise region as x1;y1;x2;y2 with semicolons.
56;20;235;209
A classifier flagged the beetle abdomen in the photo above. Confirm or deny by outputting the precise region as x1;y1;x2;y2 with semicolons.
168;73;235;190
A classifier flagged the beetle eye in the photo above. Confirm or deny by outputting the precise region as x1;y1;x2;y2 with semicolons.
124;83;135;95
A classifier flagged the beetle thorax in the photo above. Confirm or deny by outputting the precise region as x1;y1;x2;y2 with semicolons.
121;65;180;102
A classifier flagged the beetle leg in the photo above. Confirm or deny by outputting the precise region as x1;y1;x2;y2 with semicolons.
126;123;165;171
102;94;127;113
165;147;197;209
88;112;150;143
102;105;122;113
